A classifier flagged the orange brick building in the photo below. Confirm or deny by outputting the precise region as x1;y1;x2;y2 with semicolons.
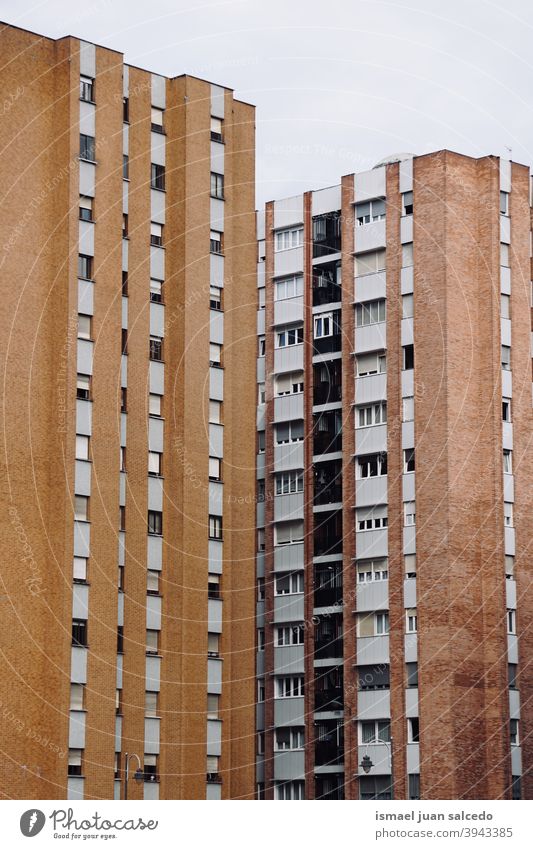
0;22;256;800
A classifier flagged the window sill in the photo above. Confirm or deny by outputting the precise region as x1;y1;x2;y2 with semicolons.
79;216;94;224
79;157;98;166
210;194;225;201
150;186;166;193
147;532;163;538
210;251;225;257
149;358;165;364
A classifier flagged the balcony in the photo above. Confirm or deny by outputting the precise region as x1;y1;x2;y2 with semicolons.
314;584;343;609
313;262;341;306
313;430;342;456
314;638;343;660
315;776;345;800
315;740;344;766
314;511;343;556
314;460;342;507
313;360;342;406
314;687;344;712
312;212;341;258
313;333;342;356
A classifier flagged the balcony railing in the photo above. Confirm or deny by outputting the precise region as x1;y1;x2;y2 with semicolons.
313;382;342;405
313;334;342;356
314;585;343;608
312;280;341;306
314;740;345;766
314;688;344;711
314;638;344;660
314;484;342;506
313;432;342;455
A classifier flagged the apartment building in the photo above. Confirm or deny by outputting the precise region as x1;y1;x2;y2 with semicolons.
255;151;533;800
0;23;256;800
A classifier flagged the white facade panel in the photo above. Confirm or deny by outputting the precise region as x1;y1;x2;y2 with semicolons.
354;167;386;202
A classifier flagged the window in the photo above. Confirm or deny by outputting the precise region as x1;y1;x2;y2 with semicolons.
149;278;163;304
357;559;388;582
314;313;335;338
358;665;390;690
275;520;304;545
275;676;304;698
123;155;129;179
79;133;95;161
275;572;304;595
146;630;159;654
122;97;129;122
275;728;304;750
275;275;304;300
503;449;512;474
208;574;220;599
376;613;389;634
402;242;414;267
144;754;158;781
357;612;389;637
209;456;221;481
79;195;93;221
356;402;387;428
402;191;413;216
404;501;416;526
151;107;164;133
150;222;163;246
504;502;514;528
207;755;221;783
402;294;414;318
207;694;220;719
502;398;511;422
79;75;94;102
276;625;304;646
72;619;88;647
405;554;416;578
117;625;124;653
357;453;387;479
500;191;509;215
210;116;223;142
118;564;124;591
406;662;418;688
145;691;158;717
510;719;519;746
148;510;162;535
149;394;162;417
151;163;165;190
147;570;159;594
507;609;516;634
119;506;126;532
210;230;223;254
121;388;127;412
78;254;93;279
356;352;386;376
404;448;415;473
257;336;265;357
502;345;511;370
505;555;515;580
68;749;83;777
406;608;417;633
276;371;304;395
409;774;420;800
76;374;91;400
70;683;84;710
403;396;414;421
360;720;390;743
121;328;128;355
122;271;128;296
508;663;518;689
74;495;88;521
210;287;222;310
275;420;303;444
77;314;91;341
210;343;222;366
355;198;386;225
501;242;509;267
355;299;386;326
150;336;163;361
209;515;222;539
275;781;305;800
403;344;414;370
276;326;303;347
511;775;521;800
274;227;304;252
122;213;128;238
76;434;89;460
257;578;265;601
210;172;224;199
501;293;510;319
208;632;221;657
356;507;388;532
257;679;265;702
148;451;162;476
258;288;266;309
73;556;87;582
209;400;221;423
408;717;420;743
355;249;386;276
275;471;304;495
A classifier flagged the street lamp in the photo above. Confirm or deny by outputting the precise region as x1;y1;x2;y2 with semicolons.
123;752;143;800
358;736;394;799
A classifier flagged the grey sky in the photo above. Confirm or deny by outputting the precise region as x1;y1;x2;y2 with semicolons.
5;0;533;205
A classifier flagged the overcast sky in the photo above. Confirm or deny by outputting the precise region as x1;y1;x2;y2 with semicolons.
5;0;533;205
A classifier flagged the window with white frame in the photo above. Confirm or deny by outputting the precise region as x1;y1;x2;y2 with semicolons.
275;274;303;300
408;717;420;743
404;448;415;473
502;398;511;422
355;299;386;327
356;402;387;428
503;449;512;474
356;352;386;377
210;286;222;311
406;608;417;633
275;520;304;545
209;515;222;539
501;345;511;370
504;501;514;527
275;781;305;800
275;420;304;444
402;242;414;267
314;313;335;338
356;505;388;532
355;198;386;226
359;719;390;743
277;326;303;347
275;227;304;252
357;559;389;583
507;609;516;634
209;456;221;481
510;718;519;745
501;293;510;319
500;242;509;267
404;501;416;526
275;572;304;595
402;191;413;216
275;676;304;698
276;371;304;395
405;554;416;578
210;230;222;254
355;249;386;276
275;727;304;750
357;611;389;637
276;624;304;646
500;191;509;215
505;555;515;580
357;453;387;479
209;343;222;366
275;471;304;495
402;294;414;319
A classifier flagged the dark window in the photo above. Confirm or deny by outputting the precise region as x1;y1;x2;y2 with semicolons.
512;775;521;800
79;196;93;221
210;172;224;199
122;271;128;296
150;224;163;247
122;213;128;238
150;337;163;361
123;155;129;180
117;625;124;653
150;279;163;303
121;387;127;413
151;107;164;133
77;375;91;400
508;663;518;688
119;506;126;531
148;510;163;535
359;775;392;800
404;448;415;473
358;665;390;691
80;134;95;162
408;773;420;800
122;97;129;123
78;254;93;280
209;515;222;540
403;344;414;370
118;564;124;591
72;619;88;647
151;163;165;191
210;230;223;254
409;717;420;743
403;191;414;215
406;662;418;688
121;329;128;355
312;211;341;257
208;576;220;599
79;76;94;102
210;116;223;142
